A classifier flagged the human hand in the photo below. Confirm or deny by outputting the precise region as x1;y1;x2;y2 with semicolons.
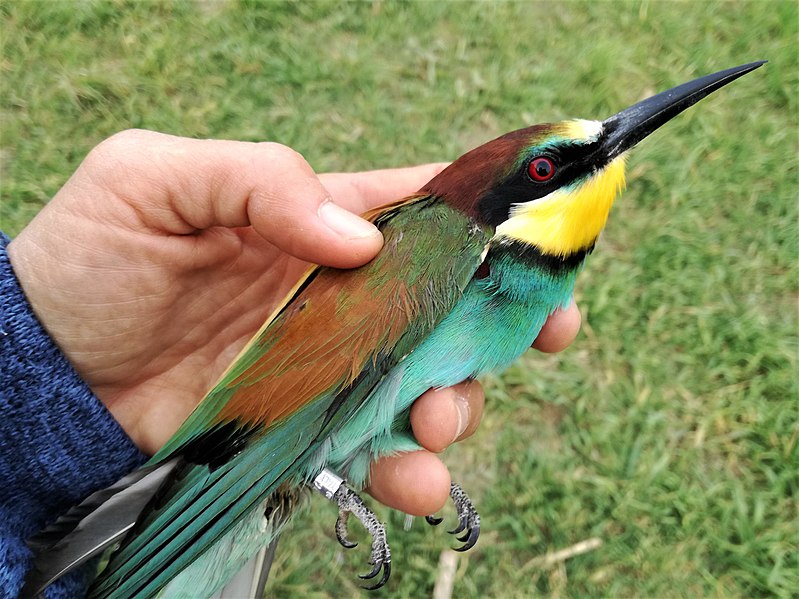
7;129;580;516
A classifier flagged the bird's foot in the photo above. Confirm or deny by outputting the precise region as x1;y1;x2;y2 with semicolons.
311;469;391;590
333;486;391;590
425;482;480;552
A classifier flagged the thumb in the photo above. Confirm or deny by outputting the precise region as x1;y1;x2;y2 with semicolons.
76;130;383;268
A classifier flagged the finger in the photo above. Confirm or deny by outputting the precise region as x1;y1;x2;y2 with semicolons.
366;451;451;516
79;130;383;268
532;299;581;353
409;381;485;453
319;163;450;214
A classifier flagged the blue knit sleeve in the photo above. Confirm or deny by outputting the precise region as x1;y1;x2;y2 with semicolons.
0;232;147;599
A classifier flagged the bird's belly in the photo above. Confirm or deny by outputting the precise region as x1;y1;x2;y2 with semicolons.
323;268;575;487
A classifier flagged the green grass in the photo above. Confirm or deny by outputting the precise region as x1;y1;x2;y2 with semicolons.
2;1;797;597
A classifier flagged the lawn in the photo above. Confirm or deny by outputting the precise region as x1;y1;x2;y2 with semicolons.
1;1;797;597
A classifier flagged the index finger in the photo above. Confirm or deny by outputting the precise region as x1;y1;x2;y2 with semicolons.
320;163;450;214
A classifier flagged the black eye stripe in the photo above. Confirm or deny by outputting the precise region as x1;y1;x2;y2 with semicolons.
477;137;604;227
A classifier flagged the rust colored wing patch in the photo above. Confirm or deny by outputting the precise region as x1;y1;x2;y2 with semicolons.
155;194;490;460
217;197;484;426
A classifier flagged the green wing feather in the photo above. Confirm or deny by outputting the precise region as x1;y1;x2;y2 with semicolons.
89;196;490;597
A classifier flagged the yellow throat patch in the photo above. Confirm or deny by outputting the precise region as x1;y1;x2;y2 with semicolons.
495;155;626;257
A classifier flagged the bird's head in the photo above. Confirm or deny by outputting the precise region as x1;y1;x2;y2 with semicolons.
423;61;765;261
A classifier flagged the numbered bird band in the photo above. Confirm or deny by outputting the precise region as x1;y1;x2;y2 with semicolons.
312;468;345;500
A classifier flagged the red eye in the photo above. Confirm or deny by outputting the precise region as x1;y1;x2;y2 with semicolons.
528;157;555;182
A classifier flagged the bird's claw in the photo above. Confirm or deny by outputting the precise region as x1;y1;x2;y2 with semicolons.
425;482;481;552
425;515;443;526
359;558;391;590
332;485;392;590
335;510;358;549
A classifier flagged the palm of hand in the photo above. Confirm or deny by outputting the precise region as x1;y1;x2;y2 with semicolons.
61;225;312;456
13;190;312;455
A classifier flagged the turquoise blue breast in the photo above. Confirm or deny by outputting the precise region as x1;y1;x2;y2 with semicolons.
400;241;580;389
322;241;583;487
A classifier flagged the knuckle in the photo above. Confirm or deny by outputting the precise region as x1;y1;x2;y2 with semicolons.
93;129;152;156
83;129;156;174
256;141;308;170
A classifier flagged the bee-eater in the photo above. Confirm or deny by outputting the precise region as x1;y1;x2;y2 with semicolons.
24;61;764;598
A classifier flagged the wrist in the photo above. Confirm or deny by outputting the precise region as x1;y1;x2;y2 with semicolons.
0;231;147;527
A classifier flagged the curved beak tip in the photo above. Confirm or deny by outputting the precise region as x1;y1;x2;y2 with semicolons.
600;61;767;161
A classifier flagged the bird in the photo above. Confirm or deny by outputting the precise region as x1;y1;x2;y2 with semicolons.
23;61;765;598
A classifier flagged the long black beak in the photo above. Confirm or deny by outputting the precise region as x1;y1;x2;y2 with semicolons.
600;61;766;161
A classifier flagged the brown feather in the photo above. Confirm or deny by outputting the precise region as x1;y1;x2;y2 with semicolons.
213;194;473;428
422;127;546;220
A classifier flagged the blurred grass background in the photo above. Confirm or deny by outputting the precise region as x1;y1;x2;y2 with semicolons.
1;1;796;597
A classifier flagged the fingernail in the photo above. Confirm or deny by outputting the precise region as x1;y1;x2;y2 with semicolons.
319;200;381;240
452;393;471;442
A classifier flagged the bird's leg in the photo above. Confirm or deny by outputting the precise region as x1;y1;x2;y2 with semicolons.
310;469;391;590
425;482;481;552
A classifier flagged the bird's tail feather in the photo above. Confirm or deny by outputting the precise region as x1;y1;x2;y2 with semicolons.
90;436;305;598
157;487;303;599
21;459;180;598
87;405;328;598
